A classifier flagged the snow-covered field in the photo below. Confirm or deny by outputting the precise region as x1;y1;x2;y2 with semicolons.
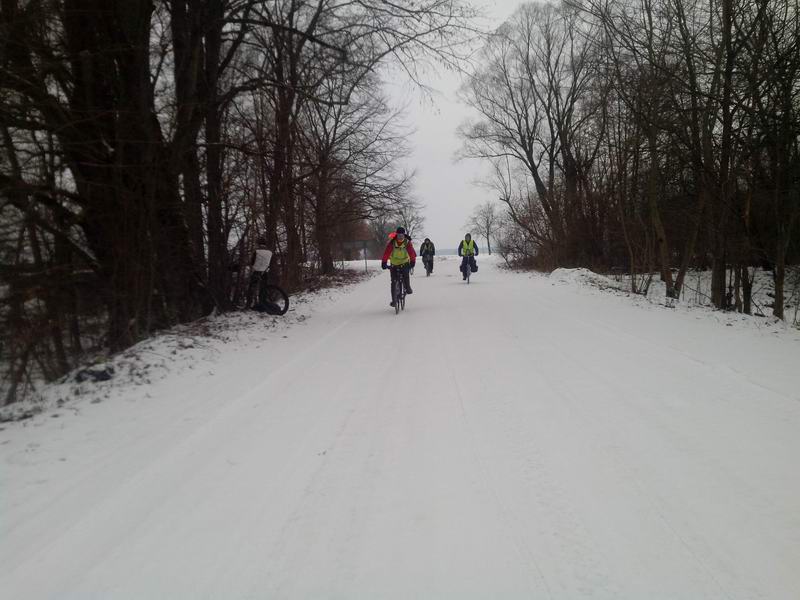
2;256;799;599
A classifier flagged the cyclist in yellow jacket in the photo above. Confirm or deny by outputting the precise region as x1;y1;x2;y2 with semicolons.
457;233;479;280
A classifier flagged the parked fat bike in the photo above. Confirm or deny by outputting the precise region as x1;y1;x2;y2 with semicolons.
255;275;289;315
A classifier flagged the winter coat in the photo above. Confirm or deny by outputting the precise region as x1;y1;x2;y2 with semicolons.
419;241;436;257
382;238;417;266
457;239;479;257
251;248;273;272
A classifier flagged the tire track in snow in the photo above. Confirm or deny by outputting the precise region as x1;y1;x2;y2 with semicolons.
516;322;738;600
435;304;555;600
540;276;796;402
490;275;793;599
260;290;405;597
439;276;626;598
0;277;385;597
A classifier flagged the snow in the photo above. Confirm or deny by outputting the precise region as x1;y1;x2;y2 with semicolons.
551;265;800;328
550;267;620;290
0;274;371;421
1;256;799;599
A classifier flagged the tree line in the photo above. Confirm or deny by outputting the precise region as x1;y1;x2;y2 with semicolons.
460;0;799;318
0;0;474;403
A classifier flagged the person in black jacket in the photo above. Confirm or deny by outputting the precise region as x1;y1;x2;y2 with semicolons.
419;238;435;273
457;233;479;280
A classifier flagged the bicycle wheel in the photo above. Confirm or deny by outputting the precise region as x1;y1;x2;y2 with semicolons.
392;276;400;315
262;284;289;315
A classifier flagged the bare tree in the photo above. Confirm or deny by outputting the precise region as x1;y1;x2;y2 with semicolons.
0;0;478;403
466;201;500;255
459;2;601;267
460;0;799;316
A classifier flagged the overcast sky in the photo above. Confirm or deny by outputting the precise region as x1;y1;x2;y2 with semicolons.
384;0;523;249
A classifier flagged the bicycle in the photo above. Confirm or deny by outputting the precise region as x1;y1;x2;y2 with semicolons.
389;265;407;314
461;257;476;284
255;274;290;315
423;256;433;276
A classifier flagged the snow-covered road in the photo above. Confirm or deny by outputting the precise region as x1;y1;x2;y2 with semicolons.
2;257;800;599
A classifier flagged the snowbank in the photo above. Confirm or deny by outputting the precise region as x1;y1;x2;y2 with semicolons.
0;271;376;423
549;267;622;290
548;266;799;334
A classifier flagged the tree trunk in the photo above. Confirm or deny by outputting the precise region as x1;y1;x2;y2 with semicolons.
742;265;753;315
773;237;786;320
315;163;336;275
205;0;228;310
646;129;675;297
27;223;69;375
674;183;708;298
170;0;207;274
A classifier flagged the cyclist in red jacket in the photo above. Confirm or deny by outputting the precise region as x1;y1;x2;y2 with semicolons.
381;227;416;306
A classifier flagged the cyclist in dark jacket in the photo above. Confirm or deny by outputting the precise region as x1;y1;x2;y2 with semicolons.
457;233;479;280
419;238;435;273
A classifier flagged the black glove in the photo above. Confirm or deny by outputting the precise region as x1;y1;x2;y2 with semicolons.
410;261;416;269
381;262;388;270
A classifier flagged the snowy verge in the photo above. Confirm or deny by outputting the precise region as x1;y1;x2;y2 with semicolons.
0;269;377;424
549;267;620;291
548;267;800;338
